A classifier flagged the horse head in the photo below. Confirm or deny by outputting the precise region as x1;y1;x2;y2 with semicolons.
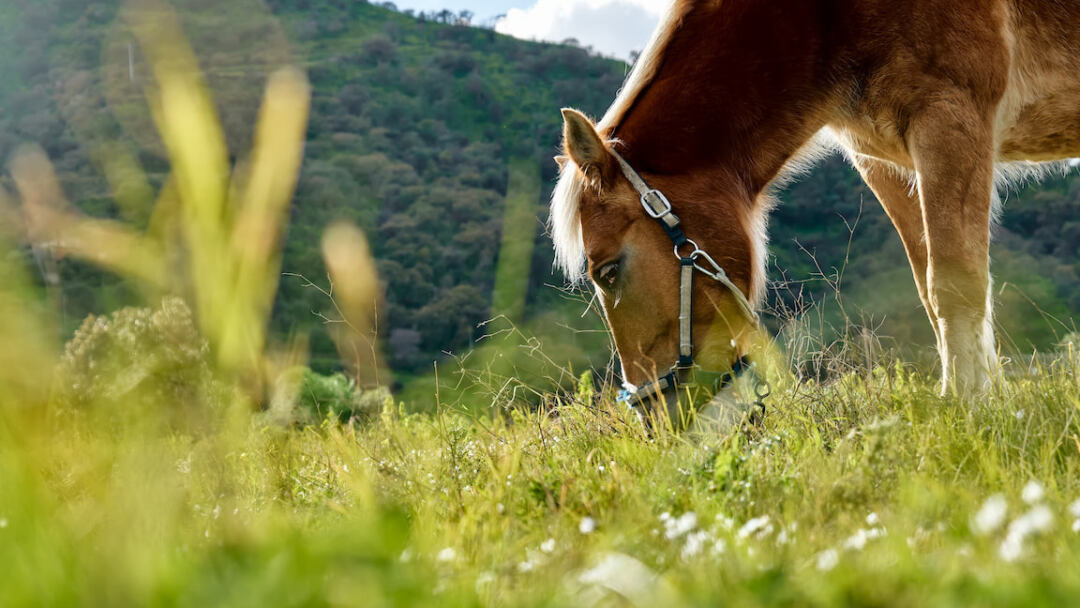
554;108;764;394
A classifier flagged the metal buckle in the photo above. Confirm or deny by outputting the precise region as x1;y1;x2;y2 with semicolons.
640;189;673;219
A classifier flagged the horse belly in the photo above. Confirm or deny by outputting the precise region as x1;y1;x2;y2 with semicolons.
996;1;1080;162
998;90;1080;161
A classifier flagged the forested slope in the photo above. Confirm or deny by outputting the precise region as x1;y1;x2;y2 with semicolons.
2;0;1078;385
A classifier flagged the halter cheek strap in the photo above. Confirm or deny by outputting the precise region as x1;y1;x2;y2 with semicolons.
608;149;767;418
610;151;761;326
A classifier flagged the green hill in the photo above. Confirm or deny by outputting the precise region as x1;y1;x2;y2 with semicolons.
1;0;1078;386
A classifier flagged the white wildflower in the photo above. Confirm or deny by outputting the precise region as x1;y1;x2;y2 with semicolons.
737;515;773;540
816;549;839;571
1068;499;1080;519
496;503;505;514
1015;409;1026;420
907;526;930;548
776;529;790;546
866;512;880;526
540;538;556;553
0;518;7;529
681;530;710;560
436;547;457;563
578;552;659;604
579;516;597;534
1072;519;1080;533
664;512;698;539
844;529;873;551
972;494;1008;535
1021;480;1045;505
999;505;1054;562
1014;504;1054;535
712;538;727;556
475;571;495;593
999;535;1023;562
517;560;535;573
847;530;867;550
715;514;734;530
399;547;413;562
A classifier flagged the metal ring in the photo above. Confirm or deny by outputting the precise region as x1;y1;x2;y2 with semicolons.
754;379;772;400
673;239;700;260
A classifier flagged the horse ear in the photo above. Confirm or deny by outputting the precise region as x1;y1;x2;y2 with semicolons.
561;108;614;182
553;155;570;171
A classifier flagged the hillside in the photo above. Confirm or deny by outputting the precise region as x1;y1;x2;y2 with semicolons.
1;0;1078;388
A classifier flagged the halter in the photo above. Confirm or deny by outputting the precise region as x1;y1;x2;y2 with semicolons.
608;150;769;422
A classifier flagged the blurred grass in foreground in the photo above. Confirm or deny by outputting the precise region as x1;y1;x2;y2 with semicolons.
1;2;1080;606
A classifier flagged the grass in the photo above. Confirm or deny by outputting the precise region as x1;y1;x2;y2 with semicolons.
2;4;1079;605
2;350;1080;606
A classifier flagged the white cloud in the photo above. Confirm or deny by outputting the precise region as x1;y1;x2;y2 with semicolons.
495;0;671;60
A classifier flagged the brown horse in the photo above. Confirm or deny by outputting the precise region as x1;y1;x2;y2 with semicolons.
552;0;1080;396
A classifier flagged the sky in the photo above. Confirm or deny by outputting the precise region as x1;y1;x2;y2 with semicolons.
393;0;672;59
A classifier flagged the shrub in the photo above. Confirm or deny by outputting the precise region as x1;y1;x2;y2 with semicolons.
297;368;390;424
57;296;216;413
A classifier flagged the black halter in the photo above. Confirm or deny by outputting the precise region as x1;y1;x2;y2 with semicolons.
609;150;768;422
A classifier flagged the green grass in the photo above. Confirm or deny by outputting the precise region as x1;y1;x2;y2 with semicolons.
3;350;1080;607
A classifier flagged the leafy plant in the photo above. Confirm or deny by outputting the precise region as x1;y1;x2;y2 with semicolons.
296;368;390;424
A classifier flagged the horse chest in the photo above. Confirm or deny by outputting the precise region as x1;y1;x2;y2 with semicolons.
827;119;914;170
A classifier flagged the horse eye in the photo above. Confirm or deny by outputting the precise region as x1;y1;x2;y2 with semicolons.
594;261;620;288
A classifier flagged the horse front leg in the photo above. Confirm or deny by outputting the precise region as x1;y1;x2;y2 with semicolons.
910;101;999;394
853;156;942;354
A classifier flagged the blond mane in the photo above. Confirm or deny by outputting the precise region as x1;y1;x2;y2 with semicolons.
550;162;588;282
550;0;695;283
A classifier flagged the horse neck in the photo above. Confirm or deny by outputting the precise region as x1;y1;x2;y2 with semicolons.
611;0;845;202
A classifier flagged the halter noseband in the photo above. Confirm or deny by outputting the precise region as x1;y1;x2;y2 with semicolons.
608;150;768;421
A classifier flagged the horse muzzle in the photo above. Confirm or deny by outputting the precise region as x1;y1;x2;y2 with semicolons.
617;357;767;432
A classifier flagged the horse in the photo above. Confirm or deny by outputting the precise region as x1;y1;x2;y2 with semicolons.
551;0;1080;401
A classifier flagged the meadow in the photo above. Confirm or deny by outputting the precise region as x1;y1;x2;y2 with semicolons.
4;312;1080;606
2;3;1080;607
